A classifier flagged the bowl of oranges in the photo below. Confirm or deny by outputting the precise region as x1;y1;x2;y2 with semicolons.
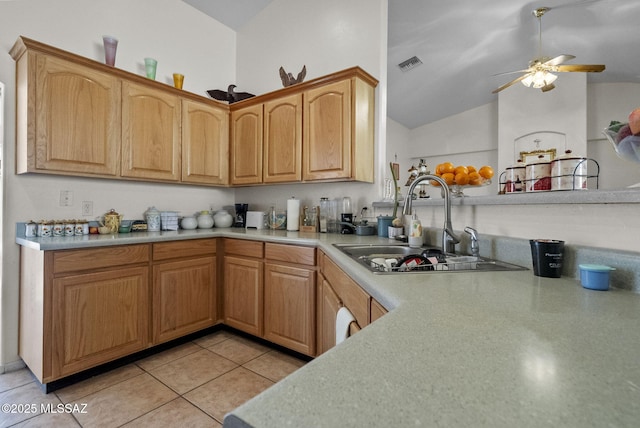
432;162;494;196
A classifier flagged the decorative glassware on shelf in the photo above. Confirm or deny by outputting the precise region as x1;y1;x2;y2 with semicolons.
602;122;640;164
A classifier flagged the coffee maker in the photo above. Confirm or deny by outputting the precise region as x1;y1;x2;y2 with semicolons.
234;203;248;227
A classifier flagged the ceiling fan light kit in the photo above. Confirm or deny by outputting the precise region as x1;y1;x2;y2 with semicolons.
492;5;605;94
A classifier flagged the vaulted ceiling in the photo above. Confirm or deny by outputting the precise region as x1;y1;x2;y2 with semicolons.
185;0;640;129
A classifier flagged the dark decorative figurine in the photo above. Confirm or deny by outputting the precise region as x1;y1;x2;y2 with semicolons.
207;84;255;103
279;65;306;87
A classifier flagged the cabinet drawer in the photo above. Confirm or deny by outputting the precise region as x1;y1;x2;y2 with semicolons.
153;238;216;261
52;244;149;275
321;254;370;328
224;238;263;258
265;243;315;266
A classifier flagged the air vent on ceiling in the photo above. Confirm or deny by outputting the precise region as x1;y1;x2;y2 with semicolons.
398;56;423;72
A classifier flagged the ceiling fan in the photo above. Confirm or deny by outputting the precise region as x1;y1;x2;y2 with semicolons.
492;6;605;94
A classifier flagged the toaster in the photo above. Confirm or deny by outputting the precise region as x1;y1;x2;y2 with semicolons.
245;211;266;229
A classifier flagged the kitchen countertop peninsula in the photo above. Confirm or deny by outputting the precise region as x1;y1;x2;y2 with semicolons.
16;229;640;427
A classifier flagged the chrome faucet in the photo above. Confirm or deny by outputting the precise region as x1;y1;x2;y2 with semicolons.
402;175;460;254
464;226;479;257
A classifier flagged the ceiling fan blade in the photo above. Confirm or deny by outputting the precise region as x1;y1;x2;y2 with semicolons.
543;54;576;66
492;69;530;77
556;64;606;72
492;74;528;94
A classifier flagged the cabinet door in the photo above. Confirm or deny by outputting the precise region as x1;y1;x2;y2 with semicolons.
303;79;351;181
318;277;341;355
230;104;263;185
153;256;217;344
32;54;120;176
51;267;149;379
122;81;181;181
264;263;315;356
182;99;229;185
224;255;263;336
263;93;302;183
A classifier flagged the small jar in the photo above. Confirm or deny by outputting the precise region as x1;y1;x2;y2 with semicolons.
145;206;161;232
52;221;64;237
25;221;37;237
75;220;89;235
37;221;52;237
197;211;214;229
64;220;76;236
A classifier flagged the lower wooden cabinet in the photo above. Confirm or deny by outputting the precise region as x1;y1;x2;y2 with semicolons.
317;250;387;355
51;266;149;379
20;244;151;383
224;255;264;336
317;276;341;355
152;239;218;344
223;239;264;336
19;238;385;385
264;261;316;355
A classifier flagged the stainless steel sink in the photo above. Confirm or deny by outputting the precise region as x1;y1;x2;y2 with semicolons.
333;243;527;274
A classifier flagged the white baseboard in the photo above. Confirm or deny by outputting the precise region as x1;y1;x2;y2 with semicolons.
0;359;26;374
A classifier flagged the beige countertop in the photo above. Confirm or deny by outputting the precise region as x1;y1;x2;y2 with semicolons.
16;228;640;427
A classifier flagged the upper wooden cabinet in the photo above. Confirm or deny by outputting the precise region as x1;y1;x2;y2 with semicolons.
11;37;377;186
230;67;378;185
230;104;263;185
10;36;228;185
182;99;229;185
263;93;303;183
303;79;352;181
13;47;121;177
303;74;376;182
121;81;181;181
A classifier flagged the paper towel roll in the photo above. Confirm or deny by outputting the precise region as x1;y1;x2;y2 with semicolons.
336;306;356;345
287;197;300;231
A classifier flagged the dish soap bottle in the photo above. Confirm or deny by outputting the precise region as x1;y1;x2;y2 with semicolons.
408;214;422;248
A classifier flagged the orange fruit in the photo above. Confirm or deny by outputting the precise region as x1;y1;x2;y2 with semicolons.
441;172;455;185
454;165;469;176
468;171;482;185
478;166;494;180
431;179;441;187
466;165;477;173
454;172;469;185
441;162;455;174
435;163;444;175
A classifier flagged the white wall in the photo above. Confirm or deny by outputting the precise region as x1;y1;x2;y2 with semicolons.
233;0;388;216
0;0;237;369
388;80;640;253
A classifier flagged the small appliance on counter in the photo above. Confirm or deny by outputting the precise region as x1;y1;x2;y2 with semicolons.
234;203;248;227
245;211;266;229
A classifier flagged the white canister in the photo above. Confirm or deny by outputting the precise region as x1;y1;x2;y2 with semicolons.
525;156;551;192
37;221;52;237
213;210;233;228
180;216;198;230
503;160;525;193
145;206;161;231
25;221;37;237
64;221;75;236
551;150;588;191
197;211;215;229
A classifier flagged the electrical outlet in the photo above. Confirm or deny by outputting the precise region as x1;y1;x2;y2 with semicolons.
59;190;73;207
81;201;93;216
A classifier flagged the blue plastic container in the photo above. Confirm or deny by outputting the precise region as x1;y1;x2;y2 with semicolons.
579;264;615;290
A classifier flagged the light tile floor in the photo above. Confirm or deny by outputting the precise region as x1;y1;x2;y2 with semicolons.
0;330;307;427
